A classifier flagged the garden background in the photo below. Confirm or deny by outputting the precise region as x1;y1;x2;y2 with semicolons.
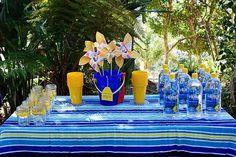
0;0;235;121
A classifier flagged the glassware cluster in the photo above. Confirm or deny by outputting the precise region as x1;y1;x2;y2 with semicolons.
15;84;57;126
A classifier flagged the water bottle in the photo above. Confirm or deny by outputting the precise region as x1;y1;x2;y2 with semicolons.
198;63;206;84
205;73;221;114
164;73;178;115
176;64;184;79
158;68;170;106
178;68;190;110
202;68;211;108
187;73;202;117
158;64;168;84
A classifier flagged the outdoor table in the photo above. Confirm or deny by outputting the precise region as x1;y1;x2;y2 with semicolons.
1;95;236;156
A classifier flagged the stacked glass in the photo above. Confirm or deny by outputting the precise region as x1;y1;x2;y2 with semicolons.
15;84;57;126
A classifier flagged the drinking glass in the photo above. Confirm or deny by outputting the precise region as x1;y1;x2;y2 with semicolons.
32;105;46;126
16;106;30;126
32;85;43;93
29;86;42;106
39;96;52;114
45;84;57;101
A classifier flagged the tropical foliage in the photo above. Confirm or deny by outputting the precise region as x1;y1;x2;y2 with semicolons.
0;0;142;110
215;0;236;112
0;0;43;112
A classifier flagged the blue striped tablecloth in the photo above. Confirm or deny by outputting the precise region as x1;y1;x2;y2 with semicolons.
1;95;236;156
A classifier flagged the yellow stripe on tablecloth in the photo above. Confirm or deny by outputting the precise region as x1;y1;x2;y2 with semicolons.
2;133;236;141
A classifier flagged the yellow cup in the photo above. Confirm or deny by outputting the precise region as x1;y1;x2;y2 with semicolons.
131;71;148;104
67;72;84;105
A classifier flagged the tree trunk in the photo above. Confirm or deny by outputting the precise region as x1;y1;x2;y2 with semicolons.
189;52;192;71
188;0;201;63
205;21;217;61
163;0;172;64
163;26;169;64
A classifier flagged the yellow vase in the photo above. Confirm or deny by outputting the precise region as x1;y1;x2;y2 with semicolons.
67;72;84;105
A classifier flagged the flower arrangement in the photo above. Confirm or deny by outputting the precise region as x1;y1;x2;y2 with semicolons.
79;32;138;74
79;32;138;105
